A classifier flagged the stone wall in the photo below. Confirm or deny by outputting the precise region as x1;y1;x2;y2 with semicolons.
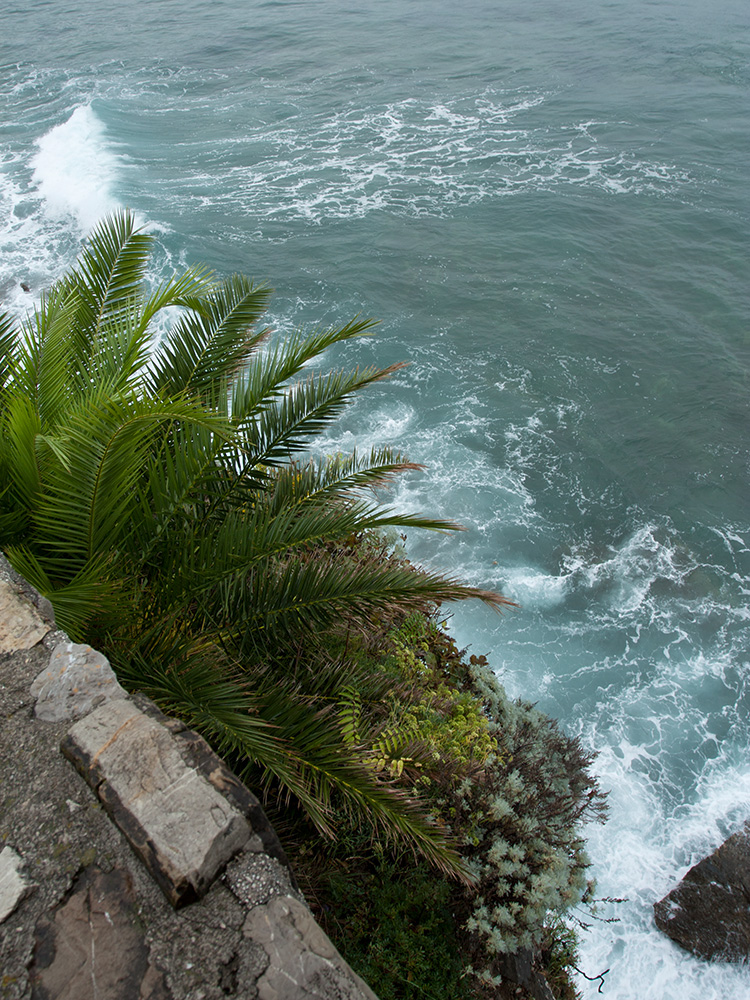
0;553;378;1000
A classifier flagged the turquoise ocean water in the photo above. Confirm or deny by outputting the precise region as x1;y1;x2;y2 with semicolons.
2;2;749;995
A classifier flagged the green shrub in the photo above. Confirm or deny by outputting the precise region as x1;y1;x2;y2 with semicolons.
324;847;472;1000
307;609;606;995
457;654;604;965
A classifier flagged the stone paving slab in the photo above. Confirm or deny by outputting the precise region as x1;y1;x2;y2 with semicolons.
29;866;170;1000
0;847;32;924
62;698;251;907
226;853;379;1000
30;641;127;722
244;895;379;1000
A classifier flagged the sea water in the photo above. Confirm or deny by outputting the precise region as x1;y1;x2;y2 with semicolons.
2;2;749;996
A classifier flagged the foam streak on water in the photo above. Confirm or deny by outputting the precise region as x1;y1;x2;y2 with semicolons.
215;94;688;223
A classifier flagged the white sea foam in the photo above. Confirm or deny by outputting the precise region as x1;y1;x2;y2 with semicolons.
315;402;417;455
0;168;79;312
30;104;121;230
0;101;129;311
576;742;750;1000
503;566;570;608
171;91;691;224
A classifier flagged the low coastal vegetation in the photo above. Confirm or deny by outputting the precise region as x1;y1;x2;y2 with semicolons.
0;213;606;998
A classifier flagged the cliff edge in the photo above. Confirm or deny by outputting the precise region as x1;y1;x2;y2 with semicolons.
0;553;378;1000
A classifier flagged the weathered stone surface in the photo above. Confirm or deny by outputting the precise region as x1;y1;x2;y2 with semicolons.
0;578;48;654
132;693;298;880
30;640;127;721
0;846;32;923
654;823;750;961
29;866;170;1000
244;894;379;1000
226;852;303;908
174;725;298;876
131;691;189;734
62;698;251;906
493;949;555;1000
1;555;381;1000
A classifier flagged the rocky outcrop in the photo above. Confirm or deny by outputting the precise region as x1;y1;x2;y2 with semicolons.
0;553;378;1000
654;824;750;962
493;950;555;1000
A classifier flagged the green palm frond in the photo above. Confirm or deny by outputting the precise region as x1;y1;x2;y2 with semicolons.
135;490;490;647
65;210;152;339
199;495;460;578
138;263;214;330
71;303;153;399
26;393;231;578
5;545;117;638
220;556;508;652
0;312;17;396
1;393;45;529
193;376;404;523
14;288;83;428
246;362;405;468
230;674;469;878
229;316;378;421
265;448;421;513
148;274;272;399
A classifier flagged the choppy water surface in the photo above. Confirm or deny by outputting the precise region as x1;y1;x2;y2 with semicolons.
2;2;749;996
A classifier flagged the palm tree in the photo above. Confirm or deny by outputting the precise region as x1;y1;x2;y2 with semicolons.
0;211;511;874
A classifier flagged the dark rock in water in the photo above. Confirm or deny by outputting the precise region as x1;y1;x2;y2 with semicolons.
654;823;750;962
20;282;30;292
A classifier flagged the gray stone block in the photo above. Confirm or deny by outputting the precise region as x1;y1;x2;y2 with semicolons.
244;894;379;1000
132;693;299;885
0;579;48;654
0;846;32;924
172;723;299;881
62;699;251;906
30;640;127;722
